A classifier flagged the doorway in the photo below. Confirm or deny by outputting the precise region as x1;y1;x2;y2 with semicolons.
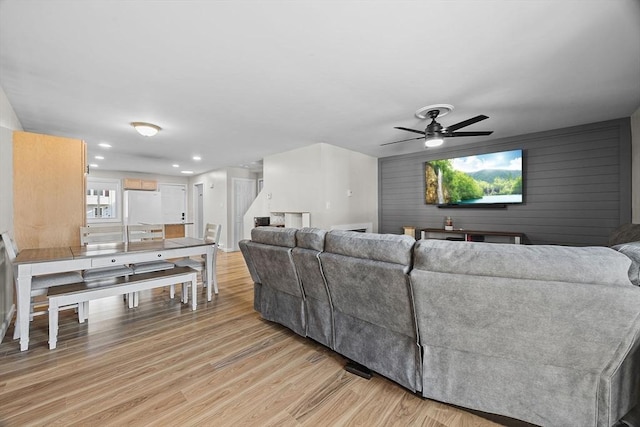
232;178;256;251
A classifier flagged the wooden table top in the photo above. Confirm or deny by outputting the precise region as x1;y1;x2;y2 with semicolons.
14;237;210;264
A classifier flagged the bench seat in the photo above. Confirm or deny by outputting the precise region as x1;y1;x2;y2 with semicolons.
47;266;198;349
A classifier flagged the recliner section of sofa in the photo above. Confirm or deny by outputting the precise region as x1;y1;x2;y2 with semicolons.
242;227;305;336
319;230;420;393
410;239;640;427
291;228;332;348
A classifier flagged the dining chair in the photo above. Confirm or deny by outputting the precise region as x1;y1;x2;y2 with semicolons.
126;224;165;242
80;225;133;280
2;231;84;339
126;224;175;306
173;223;221;302
80;224;127;245
79;225;135;311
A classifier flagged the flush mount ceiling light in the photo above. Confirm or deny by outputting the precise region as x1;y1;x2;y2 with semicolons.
131;122;161;137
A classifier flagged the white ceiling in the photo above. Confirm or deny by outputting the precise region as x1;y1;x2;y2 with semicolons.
1;0;639;176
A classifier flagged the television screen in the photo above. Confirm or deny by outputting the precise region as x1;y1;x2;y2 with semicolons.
425;149;523;206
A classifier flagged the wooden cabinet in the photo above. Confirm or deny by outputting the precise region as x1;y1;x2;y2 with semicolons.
13;131;86;249
123;178;157;191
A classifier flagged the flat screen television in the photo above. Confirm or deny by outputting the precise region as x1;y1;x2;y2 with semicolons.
425;148;523;207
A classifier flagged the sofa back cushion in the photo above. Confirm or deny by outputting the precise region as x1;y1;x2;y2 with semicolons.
293;228;328;302
320;231;416;335
293;228;332;347
413;239;633;287
325;230;414;265
296;227;326;251
251;227;297;248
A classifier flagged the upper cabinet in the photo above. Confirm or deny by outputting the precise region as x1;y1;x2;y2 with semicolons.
13;131;86;249
123;178;158;191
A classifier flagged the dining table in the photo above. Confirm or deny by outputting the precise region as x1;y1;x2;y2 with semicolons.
12;237;215;351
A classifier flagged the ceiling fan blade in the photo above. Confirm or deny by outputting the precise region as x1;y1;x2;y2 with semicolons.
445;115;488;132
446;131;494;137
394;126;425;135
380;136;424;146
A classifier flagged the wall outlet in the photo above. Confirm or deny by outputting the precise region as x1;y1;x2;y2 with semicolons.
346;189;353;197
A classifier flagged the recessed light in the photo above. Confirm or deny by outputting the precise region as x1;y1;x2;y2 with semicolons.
94;155;104;160
172;164;180;168
181;170;194;174
89;163;99;168
98;143;111;148
193;156;201;161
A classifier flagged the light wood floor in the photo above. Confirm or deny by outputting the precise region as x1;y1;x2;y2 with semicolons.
0;251;514;427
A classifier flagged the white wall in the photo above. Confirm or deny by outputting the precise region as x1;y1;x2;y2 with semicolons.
631;107;640;224
0;84;22;343
188;169;228;249
261;143;378;232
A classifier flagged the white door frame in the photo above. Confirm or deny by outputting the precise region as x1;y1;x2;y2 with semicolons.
192;182;204;239
231;177;256;251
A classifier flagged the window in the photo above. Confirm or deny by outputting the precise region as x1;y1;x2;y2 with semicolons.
86;178;121;222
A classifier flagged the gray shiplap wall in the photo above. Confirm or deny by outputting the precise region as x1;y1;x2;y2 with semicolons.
378;118;632;246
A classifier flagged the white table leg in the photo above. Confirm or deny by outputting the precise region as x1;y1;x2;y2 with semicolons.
49;299;59;350
16;265;32;351
182;282;188;304
191;274;197;311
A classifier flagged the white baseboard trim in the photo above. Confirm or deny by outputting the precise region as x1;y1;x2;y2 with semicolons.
0;304;15;344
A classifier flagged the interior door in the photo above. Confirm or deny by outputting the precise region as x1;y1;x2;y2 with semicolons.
232;178;256;251
159;184;186;224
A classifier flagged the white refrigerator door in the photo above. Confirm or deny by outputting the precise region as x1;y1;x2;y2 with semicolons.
124;191;163;225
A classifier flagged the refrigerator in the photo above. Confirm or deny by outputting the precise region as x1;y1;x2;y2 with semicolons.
123;190;163;225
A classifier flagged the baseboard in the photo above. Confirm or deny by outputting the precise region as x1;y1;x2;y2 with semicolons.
0;303;15;344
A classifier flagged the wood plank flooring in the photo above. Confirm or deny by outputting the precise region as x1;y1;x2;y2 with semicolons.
0;251;513;426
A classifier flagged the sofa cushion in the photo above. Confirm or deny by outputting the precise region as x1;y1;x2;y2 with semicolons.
612;241;640;286
250;227;297;248
295;227;326;251
325;230;415;265
413;239;633;287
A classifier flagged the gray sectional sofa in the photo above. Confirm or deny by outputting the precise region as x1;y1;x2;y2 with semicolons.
240;227;640;426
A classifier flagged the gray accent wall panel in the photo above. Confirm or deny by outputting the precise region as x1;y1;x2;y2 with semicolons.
378;118;632;246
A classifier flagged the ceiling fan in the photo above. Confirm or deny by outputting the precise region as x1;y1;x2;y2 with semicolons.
382;105;493;148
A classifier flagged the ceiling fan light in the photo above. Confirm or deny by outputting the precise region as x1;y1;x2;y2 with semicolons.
131;122;161;137
425;137;444;148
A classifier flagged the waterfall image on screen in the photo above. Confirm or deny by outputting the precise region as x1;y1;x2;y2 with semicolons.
425;149;523;205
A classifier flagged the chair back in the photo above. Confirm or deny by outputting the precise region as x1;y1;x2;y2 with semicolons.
127;224;165;242
80;225;126;245
204;223;222;245
1;231;17;263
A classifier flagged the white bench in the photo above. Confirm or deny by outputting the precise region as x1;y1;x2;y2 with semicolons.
47;266;198;349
